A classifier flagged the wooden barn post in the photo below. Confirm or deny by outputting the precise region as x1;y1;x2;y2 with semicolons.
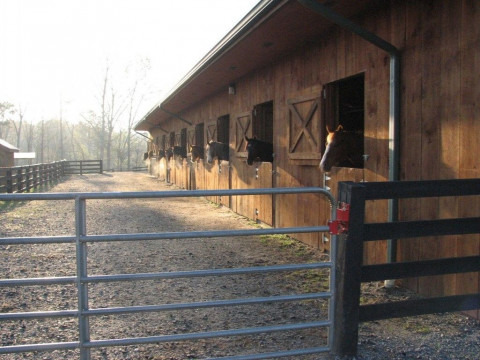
331;181;366;357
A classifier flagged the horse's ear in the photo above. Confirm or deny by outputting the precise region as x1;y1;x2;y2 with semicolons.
326;125;333;134
245;135;250;142
336;125;344;132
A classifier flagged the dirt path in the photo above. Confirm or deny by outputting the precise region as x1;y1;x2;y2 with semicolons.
1;172;478;360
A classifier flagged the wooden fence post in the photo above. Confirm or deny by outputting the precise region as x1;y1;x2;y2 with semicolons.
16;167;23;193
6;169;13;193
26;166;31;191
331;181;366;357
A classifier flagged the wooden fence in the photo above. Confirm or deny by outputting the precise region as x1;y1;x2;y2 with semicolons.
0;160;103;193
63;160;103;175
331;179;480;357
0;161;66;194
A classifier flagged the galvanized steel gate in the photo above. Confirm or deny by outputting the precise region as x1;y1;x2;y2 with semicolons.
0;187;337;359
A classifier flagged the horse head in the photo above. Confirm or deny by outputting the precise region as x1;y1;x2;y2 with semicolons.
319;125;363;172
190;145;204;162
206;141;229;164
165;148;173;161
173;145;187;159
206;141;214;164
245;136;273;166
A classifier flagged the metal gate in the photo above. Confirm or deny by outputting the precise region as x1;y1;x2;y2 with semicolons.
0;187;337;359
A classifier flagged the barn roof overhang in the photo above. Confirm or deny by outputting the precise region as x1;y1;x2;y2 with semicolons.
134;0;385;132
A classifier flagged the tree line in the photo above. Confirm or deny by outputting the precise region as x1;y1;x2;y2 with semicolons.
0;59;154;170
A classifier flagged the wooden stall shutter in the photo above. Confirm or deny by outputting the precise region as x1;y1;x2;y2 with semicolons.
235;111;252;158
206;121;217;143
187;128;195;148
287;91;324;165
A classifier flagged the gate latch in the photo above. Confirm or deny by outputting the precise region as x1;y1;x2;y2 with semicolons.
328;202;350;235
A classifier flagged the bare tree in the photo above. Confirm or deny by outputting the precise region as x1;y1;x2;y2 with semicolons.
0;102;15;141
100;63;109;161
11;105;26;148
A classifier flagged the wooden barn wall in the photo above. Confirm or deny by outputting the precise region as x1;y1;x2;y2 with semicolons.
146;0;479;313
396;0;480;316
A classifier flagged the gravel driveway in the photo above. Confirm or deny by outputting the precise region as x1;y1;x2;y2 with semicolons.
0;172;478;360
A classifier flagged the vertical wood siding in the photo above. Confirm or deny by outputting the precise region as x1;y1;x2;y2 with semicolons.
146;0;479;313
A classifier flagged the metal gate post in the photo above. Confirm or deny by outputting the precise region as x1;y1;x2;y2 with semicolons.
75;196;91;359
331;182;366;357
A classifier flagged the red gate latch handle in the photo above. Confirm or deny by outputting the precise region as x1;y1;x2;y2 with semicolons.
328;202;350;235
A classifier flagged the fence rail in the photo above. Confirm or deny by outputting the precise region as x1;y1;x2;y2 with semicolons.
0;187;337;359
0;160;104;193
63;160;103;175
0;161;65;193
332;179;480;357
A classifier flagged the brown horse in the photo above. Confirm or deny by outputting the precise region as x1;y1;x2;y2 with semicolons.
319;125;363;172
190;145;204;162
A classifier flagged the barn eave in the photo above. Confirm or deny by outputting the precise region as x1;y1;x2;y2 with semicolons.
134;0;386;132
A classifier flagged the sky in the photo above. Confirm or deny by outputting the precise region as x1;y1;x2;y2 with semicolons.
0;0;259;125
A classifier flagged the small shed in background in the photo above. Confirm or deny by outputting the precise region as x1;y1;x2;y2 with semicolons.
0;139;19;167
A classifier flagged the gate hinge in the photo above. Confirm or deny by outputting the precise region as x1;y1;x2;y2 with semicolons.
328;202;350;235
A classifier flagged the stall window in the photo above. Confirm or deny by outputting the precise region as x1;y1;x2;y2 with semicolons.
235;101;273;157
252;101;273;144
325;74;364;135
217;115;229;144
323;73;364;169
161;135;166;150
180;128;187;148
195;123;204;146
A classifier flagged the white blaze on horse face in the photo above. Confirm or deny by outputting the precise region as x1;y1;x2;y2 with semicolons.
206;145;213;164
326;132;335;145
319;143;333;172
321;126;337;172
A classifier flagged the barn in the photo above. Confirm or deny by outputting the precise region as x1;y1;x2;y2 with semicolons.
135;0;480;318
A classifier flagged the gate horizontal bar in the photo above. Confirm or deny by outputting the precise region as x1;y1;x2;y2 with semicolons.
0;341;79;354
0;186;336;202
0;263;331;287
208;346;330;360
359;294;480;322
0;235;76;245
0;276;76;287
84;262;331;283
0;292;332;321
364;217;480;240
0;227;330;245
361;256;480;282
81;226;330;243
85;321;330;348
84;293;331;316
0;309;77;320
